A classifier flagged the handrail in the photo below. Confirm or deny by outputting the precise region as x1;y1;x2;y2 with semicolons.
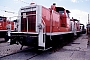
26;17;28;32
42;17;46;33
50;10;52;40
42;18;46;43
7;14;36;19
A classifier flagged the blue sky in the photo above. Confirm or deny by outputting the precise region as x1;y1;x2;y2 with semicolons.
0;0;90;26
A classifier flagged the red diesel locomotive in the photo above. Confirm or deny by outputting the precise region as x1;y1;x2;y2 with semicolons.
8;3;83;50
0;16;15;38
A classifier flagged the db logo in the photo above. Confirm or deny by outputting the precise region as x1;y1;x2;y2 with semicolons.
0;23;1;25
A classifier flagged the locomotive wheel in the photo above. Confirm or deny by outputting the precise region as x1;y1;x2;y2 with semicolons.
4;35;9;42
18;37;24;45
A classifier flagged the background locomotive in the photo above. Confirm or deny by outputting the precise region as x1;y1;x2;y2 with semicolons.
0;16;18;42
0;16;14;37
7;3;85;51
86;24;90;34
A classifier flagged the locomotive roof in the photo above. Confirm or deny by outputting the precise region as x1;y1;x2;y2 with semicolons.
56;7;65;12
13;20;18;22
87;24;90;26
56;7;70;13
20;5;37;10
66;10;70;13
0;16;6;18
56;7;65;11
87;24;90;28
73;19;79;21
70;19;79;21
80;24;84;25
70;19;73;21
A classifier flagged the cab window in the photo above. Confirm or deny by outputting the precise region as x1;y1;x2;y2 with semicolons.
59;11;64;14
66;13;70;18
0;18;2;20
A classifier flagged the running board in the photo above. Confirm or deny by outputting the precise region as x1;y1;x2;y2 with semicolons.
38;47;52;51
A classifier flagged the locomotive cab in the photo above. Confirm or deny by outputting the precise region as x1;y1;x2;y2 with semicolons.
0;16;6;22
56;7;71;31
73;19;80;31
0;16;15;42
0;16;7;29
56;7;65;14
80;24;86;34
56;7;70;17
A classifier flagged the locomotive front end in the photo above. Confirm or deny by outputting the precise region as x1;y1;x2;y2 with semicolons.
10;4;46;50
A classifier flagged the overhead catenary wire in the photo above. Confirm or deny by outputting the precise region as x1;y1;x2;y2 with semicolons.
0;5;18;14
0;9;17;14
18;0;36;5
18;0;30;4
0;5;17;12
0;0;34;19
0;5;9;9
0;0;34;14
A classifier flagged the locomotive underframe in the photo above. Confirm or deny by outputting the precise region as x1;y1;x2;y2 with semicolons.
0;30;15;42
0;30;7;38
9;31;81;51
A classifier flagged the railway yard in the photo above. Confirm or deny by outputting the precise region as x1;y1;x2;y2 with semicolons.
0;34;89;60
0;0;90;60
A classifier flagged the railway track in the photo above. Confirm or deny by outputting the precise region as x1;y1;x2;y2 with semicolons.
0;42;74;60
0;41;44;60
0;41;62;60
0;34;87;60
0;47;43;60
0;46;61;60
